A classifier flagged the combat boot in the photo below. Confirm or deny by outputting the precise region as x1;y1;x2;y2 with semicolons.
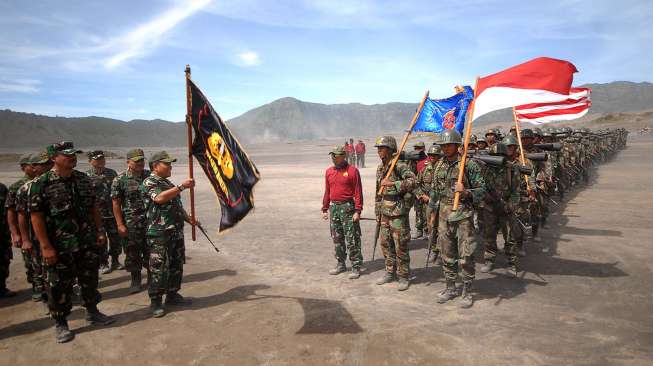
31;285;42;301
100;263;112;274
376;272;396;285
111;257;125;271
85;305;115;326
165;292;193;306
151;297;165;318
54;319;74;343
329;262;346;275
129;271;142;294
397;277;410;291
437;280;458;304
411;229;424;240
480;261;494;273
348;267;361;280
459;282;473;308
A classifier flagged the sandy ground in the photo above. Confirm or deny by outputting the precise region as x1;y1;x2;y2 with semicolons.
1;135;652;366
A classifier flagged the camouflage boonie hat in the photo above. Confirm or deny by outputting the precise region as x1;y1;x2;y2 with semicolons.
31;150;50;164
18;153;32;165
47;141;82;157
328;145;346;156
150;151;177;163
126;148;145;161
413;141;426;149
87;150;105;160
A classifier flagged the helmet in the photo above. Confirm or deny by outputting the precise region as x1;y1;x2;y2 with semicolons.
542;131;553;138
477;136;487;143
489;142;508;156
485;128;497;137
533;128;543;136
502;134;519;146
427;144;442;156
374;136;397;151
573;128;584;135
582;127;591;134
437;129;462;145
521;128;534;138
413;141;426;149
469;134;478;144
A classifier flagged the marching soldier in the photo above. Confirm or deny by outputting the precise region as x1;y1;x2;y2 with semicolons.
141;151;195;318
111;148;150;293
374;136;416;291
416;144;442;262
322;146;363;279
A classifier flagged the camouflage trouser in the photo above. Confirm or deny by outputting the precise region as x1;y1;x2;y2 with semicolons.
124;224;149;272
329;202;363;269
414;198;426;231
30;240;45;298
529;198;541;236
380;214;410;278
21;250;34;284
437;205;477;284
0;244;12;290
44;246;102;320
426;206;438;254
147;232;185;299
508;201;531;255
100;217;122;265
482;207;513;265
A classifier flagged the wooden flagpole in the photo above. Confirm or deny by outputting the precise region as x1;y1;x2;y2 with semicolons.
512;107;533;194
452;77;479;211
185;65;197;241
377;90;429;196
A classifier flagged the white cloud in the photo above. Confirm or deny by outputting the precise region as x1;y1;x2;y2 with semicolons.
0;78;41;93
104;0;213;69
238;51;261;67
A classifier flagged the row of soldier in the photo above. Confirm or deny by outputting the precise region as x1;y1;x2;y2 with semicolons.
0;143;196;343
323;126;628;308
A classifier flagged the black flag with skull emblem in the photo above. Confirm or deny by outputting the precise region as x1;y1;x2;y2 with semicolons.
189;79;260;231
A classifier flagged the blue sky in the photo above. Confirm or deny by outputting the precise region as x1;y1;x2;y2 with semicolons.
0;0;651;121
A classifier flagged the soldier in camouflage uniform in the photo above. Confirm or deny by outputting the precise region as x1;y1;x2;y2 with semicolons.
29;142;114;343
5;153;39;299
112;148;151;293
415;144;441;262
86;150;122;274
485;129;499;148
521;128;551;244
432;129;486;308
374;136;416;291
141;151;195;318
0;181;16;297
411;141;428;239
322;146;364;279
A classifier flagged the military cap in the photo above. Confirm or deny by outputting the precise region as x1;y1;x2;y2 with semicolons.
126;148;145;161
87;150;105;160
150;151;177;163
18;153;32;165
413;141;426;149
47;141;82;157
328;145;346;156
31;150;50;164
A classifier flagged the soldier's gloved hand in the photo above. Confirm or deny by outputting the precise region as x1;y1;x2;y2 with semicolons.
42;247;57;266
181;178;195;189
322;212;329;220
353;212;360;222
117;224;128;238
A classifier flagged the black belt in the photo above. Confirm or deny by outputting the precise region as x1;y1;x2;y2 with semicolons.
331;200;353;205
382;195;402;201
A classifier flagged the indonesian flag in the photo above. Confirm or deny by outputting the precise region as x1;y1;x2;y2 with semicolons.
514;87;591;124
472;57;578;121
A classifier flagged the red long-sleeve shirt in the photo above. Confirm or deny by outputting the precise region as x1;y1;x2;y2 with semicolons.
416;157;428;173
355;142;366;154
322;163;363;212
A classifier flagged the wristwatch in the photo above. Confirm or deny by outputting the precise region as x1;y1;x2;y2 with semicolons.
177;185;185;192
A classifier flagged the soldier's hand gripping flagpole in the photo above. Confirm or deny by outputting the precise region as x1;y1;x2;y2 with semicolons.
185;65;197;241
452;77;479;211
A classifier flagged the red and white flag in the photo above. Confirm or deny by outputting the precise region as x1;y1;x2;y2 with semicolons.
514;87;591;124
471;57;578;121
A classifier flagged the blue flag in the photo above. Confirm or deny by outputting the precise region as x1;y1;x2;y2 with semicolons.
412;86;474;134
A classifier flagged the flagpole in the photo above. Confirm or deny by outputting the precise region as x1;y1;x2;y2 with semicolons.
452;77;479;211
185;64;197;241
512;107;533;194
377;90;429;196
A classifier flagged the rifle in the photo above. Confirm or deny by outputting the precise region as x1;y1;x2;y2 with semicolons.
371;214;381;261
533;143;563;151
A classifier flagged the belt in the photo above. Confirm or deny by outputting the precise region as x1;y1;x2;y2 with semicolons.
331;200;353;205
382;195;402;201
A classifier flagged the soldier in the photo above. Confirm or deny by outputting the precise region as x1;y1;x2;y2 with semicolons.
374;136;416;291
6;153;39;300
521;128;550;244
485;129;499;147
111;148;151;293
0;181;16;297
322;146;363;279
86;150;122;274
29;142;114;343
141;151;195;318
477;136;488;150
432;129;486;308
416;144;442;263
411;141;428;239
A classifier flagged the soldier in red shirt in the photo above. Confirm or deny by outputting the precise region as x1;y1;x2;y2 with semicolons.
322;145;363;279
355;140;366;168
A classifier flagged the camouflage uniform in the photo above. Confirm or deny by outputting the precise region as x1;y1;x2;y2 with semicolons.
111;169;151;272
6;175;34;287
415;154;439;255
141;171;186;300
15;177;46;300
0;183;13;294
86;165;120;266
29;169;102;320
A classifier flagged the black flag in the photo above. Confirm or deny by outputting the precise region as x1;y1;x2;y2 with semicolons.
189;79;260;231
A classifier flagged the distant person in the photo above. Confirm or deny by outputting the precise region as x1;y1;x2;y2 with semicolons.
355;139;366;168
85;150;121;274
322;145;363;279
30;141;115;343
111;148;150;294
141;151;195;318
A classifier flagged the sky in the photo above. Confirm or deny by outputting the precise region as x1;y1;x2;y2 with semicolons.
0;0;651;121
